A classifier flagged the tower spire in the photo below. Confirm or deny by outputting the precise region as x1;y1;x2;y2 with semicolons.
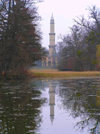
52;13;53;19
50;13;54;24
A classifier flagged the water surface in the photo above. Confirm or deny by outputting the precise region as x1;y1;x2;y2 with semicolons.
0;78;100;134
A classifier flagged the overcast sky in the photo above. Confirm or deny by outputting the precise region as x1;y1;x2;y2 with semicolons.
37;0;100;49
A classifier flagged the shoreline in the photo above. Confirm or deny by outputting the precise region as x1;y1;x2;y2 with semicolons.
29;69;100;79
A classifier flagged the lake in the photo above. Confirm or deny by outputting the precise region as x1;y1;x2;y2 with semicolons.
0;78;100;134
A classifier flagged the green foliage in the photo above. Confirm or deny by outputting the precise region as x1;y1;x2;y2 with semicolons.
92;59;97;65
76;92;81;97
87;31;95;41
77;50;82;58
86;30;99;45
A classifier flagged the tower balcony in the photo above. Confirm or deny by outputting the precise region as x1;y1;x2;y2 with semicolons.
49;33;55;35
49;45;55;48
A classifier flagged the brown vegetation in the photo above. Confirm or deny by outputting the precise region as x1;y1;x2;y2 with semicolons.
29;69;100;78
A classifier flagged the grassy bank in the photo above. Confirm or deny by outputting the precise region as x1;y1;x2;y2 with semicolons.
28;69;100;78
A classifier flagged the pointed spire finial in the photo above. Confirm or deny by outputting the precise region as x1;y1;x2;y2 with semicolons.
51;13;54;19
52;13;53;18
50;13;54;23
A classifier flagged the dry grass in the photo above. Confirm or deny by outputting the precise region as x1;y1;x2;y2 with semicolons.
28;69;100;78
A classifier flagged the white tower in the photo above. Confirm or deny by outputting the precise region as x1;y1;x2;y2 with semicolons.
42;14;57;67
49;83;55;123
49;14;56;56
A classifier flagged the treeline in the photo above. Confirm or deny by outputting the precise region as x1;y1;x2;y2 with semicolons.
0;0;46;78
57;6;100;71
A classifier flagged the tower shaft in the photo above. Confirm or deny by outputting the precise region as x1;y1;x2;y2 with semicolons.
49;15;56;56
42;14;57;68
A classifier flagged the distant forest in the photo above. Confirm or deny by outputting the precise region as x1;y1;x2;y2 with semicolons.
57;6;100;71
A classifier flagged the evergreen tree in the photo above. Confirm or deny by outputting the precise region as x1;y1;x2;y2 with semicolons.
0;0;45;75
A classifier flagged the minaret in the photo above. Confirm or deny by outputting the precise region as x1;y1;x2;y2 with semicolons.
49;83;55;123
49;14;56;56
42;14;57;67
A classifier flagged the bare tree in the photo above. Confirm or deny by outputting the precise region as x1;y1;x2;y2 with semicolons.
57;6;100;71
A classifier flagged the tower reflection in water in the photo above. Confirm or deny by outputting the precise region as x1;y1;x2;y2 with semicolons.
49;82;55;123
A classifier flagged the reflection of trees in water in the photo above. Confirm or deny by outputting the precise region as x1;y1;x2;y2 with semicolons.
0;80;46;134
58;79;100;134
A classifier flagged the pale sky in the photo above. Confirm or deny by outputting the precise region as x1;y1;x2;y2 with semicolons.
37;0;100;49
